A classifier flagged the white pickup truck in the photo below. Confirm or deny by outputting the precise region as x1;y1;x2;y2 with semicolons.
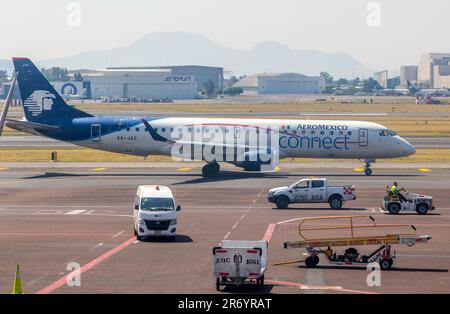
268;178;356;209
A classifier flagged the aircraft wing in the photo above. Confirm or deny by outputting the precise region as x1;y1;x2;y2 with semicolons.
141;119;280;171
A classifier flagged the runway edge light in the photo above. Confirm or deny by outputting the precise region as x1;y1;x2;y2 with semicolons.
12;264;23;294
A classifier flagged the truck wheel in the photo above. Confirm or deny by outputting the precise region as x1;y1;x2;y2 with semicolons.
305;255;319;268
134;228;137;236
416;203;429;215
275;196;289;209
387;202;401;214
260;275;265;286
216;278;221;291
329;196;343;209
365;168;373;176
380;258;393;270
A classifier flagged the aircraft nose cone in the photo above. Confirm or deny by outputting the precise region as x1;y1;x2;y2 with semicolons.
402;139;416;156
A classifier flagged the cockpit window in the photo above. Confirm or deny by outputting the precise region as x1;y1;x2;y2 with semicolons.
379;129;397;136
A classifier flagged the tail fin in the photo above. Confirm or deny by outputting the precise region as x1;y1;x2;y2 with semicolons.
12;57;92;123
406;80;417;94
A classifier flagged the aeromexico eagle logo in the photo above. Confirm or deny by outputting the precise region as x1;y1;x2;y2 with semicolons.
23;90;56;117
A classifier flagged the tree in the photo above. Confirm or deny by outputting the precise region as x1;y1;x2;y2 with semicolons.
351;77;361;86
0;70;8;83
41;67;70;82
320;71;334;84
204;79;216;96
74;72;84;82
229;76;239;85
225;87;243;96
387;76;400;89
363;78;378;92
336;78;348;85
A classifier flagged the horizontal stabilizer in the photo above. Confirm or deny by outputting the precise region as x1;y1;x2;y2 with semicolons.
6;119;60;135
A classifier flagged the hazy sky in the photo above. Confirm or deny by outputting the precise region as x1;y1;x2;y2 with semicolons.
1;0;449;71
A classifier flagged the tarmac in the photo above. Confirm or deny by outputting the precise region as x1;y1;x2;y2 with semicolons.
0;162;449;294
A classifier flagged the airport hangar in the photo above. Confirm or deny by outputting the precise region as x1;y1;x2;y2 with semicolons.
233;72;325;95
75;65;223;100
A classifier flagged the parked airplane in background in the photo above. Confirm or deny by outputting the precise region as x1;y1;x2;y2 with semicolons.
407;81;450;97
0;58;416;176
372;81;411;96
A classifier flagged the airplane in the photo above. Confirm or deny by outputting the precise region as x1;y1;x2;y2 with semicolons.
371;81;411;96
0;58;416;177
407;81;450;97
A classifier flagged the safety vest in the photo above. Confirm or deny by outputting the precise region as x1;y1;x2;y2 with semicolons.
391;185;398;195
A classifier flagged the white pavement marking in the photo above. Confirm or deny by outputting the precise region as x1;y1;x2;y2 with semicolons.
223;232;231;240
232;222;239;229
112;230;124;238
240;214;246;220
65;210;87;215
90;242;104;251
276;217;303;225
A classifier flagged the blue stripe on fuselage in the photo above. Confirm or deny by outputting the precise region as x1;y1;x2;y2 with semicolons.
34;117;161;142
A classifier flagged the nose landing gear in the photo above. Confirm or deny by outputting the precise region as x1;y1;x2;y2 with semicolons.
364;159;375;176
202;162;220;178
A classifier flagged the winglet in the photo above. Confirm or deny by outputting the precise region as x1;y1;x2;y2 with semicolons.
141;119;171;143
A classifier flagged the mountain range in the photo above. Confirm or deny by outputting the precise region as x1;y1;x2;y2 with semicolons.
1;32;373;78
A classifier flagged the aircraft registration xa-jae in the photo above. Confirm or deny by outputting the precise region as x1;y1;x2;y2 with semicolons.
0;58;416;176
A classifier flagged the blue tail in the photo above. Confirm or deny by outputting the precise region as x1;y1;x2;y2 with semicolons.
13;57;92;123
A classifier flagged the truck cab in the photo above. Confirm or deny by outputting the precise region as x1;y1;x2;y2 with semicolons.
134;185;181;241
268;178;356;209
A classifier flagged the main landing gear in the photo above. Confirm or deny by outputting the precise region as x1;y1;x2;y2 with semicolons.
202;162;220;178
363;159;375;176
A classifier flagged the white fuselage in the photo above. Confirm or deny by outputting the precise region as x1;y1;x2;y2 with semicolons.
73;117;416;160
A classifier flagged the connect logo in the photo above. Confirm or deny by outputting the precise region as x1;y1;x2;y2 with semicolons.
23;90;56;117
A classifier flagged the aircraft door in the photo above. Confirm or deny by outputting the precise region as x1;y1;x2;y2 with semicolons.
358;128;368;147
91;124;101;142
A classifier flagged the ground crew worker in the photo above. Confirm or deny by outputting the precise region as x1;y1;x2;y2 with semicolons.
391;182;407;202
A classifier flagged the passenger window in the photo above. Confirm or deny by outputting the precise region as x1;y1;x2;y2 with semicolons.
330;131;334;135
311;180;324;188
348;131;352;135
126;127;130;132
162;128;165;132
135;128;139;132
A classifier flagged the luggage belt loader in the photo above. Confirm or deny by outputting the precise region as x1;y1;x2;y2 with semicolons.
283;215;431;270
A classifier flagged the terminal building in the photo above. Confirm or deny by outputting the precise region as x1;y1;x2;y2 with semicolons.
418;53;450;88
233;73;325;95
